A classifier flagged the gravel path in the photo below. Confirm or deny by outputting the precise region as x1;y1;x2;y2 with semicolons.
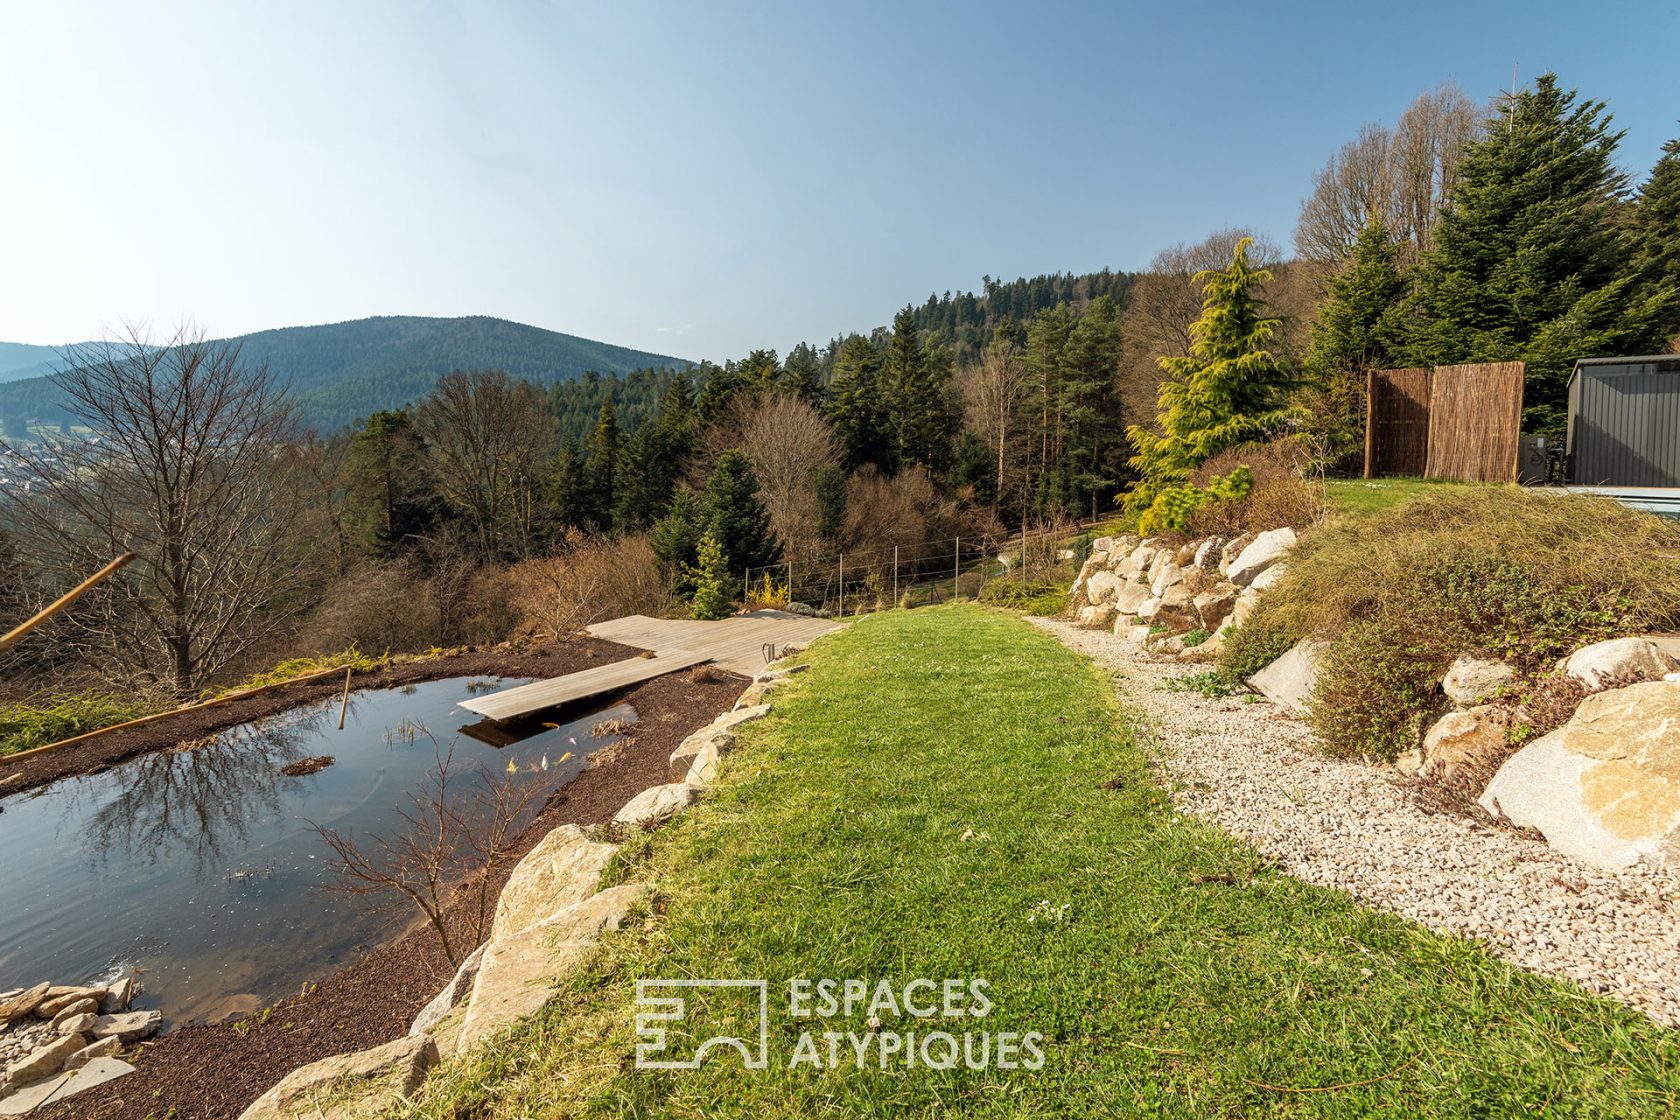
1031;616;1680;1029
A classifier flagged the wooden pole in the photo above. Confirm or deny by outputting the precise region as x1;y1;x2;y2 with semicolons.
892;546;899;606
1021;529;1027;585
0;552;135;654
786;560;793;607
953;537;960;602
1363;367;1377;479
337;666;353;729
838;553;844;617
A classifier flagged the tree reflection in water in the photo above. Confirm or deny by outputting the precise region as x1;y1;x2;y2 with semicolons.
89;711;316;876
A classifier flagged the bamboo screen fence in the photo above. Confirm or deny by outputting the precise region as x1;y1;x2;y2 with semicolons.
1364;362;1525;483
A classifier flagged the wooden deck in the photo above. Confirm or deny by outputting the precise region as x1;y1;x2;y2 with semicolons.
457;610;841;721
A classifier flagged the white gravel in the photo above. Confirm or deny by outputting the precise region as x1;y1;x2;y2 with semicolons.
1032;616;1680;1028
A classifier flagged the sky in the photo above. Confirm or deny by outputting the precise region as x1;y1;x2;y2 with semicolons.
1;0;1676;362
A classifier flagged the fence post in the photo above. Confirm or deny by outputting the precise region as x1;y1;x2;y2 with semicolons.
744;567;751;602
838;553;844;617
953;536;960;602
893;545;899;606
787;559;793;608
1021;528;1027;585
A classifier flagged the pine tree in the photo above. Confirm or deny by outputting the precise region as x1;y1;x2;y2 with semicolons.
346;408;440;557
650;489;704;598
1398;74;1671;433
580;399;620;531
883;307;951;472
695;361;740;423
1058;296;1125;518
1125;239;1295;511
541;433;585;541
704;449;779;575
1302;220;1408;471
687;530;734;620
1631;137;1680;344
826;335;892;471
779;343;823;403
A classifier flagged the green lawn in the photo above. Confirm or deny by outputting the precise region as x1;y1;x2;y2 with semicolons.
1325;476;1493;518
409;605;1678;1119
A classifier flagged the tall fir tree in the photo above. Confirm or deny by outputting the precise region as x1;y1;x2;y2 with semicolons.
345;408;440;558
779;343;823;403
1057;296;1125;518
826;334;892;471
1631;137;1680;345
884;307;951;472
542;433;585;540
580;398;620;531
704;449;779;576
1397;74;1671;433
1126;239;1295;511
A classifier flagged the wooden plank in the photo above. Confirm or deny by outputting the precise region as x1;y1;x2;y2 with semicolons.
457;649;709;720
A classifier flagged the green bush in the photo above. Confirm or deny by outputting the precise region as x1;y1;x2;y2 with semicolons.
979;578;1070;617
0;695;149;757
1137;466;1255;537
1216;613;1296;688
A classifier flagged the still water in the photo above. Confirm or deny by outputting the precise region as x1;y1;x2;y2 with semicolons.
0;676;631;1028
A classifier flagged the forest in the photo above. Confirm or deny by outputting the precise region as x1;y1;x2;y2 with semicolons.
1;72;1677;721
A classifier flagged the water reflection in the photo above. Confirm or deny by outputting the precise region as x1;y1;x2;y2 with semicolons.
0;676;632;1027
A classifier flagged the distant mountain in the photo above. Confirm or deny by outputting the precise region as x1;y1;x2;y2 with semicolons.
0;342;82;385
0;315;690;434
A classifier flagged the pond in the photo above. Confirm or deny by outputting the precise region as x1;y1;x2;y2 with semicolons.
0;675;632;1029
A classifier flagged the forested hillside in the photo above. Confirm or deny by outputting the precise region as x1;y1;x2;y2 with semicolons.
0;315;689;434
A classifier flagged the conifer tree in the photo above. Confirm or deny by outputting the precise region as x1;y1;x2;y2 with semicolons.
883;307;951;473
541;433;584;540
1058;296;1125;518
779;343;823;403
687;530;734;620
826;335;891;471
1397;74;1670;433
704;449;778;575
580;399;619;531
346;408;440;558
1125;239;1295;511
1631;137;1680;344
650;489;704;598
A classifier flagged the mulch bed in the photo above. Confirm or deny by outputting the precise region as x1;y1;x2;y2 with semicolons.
25;652;745;1120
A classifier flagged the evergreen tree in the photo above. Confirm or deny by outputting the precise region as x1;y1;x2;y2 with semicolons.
779;343;823;402
736;349;780;397
1125;239;1296;511
1631;137;1680;344
695;360;740;422
1058;296;1125;517
1397;74;1670;433
541;433;585;540
811;463;846;541
884;307;951;472
650;489;705;598
580;399;620;531
826;335;892;471
687;530;734;620
345;408;440;557
704;449;779;575
610;425;659;530
1025;305;1074;508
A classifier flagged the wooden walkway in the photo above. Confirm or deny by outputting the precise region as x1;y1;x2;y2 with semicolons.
457;611;841;721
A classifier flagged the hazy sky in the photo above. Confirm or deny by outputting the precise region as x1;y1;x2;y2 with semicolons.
2;1;1676;361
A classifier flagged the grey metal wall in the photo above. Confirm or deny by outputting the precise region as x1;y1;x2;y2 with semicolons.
1568;364;1680;486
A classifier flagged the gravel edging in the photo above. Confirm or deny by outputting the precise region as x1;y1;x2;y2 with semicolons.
1030;616;1680;1029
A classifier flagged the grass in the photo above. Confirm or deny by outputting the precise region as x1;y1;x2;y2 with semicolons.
0;693;148;756
407;606;1679;1119
1324;477;1485;519
207;645;386;698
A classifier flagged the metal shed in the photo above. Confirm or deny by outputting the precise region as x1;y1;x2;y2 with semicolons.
1567;355;1680;486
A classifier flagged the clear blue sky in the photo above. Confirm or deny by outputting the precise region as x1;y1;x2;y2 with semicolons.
2;0;1675;361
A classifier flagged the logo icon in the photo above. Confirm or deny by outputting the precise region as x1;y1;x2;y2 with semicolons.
634;979;769;1069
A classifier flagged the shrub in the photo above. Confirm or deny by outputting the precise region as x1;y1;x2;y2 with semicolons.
1216;612;1296;687
743;572;790;610
688;532;734;620
506;531;676;641
1185;441;1326;536
1309;619;1447;761
0;694;148;756
1137;467;1254;536
215;646;385;697
979;578;1069;617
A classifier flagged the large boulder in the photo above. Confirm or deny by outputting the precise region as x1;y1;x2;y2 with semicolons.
88;1010;159;1042
1075;603;1117;630
1419;705;1511;783
5;1033;86;1087
1441;656;1518;707
454;885;644;1055
1562;638;1679;689
237;1036;438;1120
1085;570;1124;606
491;825;618;941
1192;585;1239;631
1149;562;1183;599
1191;536;1225;571
1113;582;1153;616
666;705;770;781
0;984;49;1027
1480;681;1680;869
612;782;701;830
1226;528;1296;587
1217;532;1256;576
1247;639;1325;714
409;944;486;1039
1225;590;1262;632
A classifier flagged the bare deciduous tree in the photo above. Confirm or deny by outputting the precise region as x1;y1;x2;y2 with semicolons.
414;369;551;560
1296;83;1482;263
312;745;539;966
960;336;1030;510
740;393;840;563
0;324;309;696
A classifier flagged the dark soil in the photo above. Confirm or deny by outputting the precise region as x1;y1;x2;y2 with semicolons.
29;657;746;1120
0;639;634;796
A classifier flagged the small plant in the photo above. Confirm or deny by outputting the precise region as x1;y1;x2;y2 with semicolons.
686;531;734;621
0;694;148;756
1182;628;1211;648
743;571;790;610
1160;671;1237;698
211;645;385;698
592;717;635;738
1147;623;1170;636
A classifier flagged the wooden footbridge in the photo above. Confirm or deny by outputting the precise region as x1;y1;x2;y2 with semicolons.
456;611;841;722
